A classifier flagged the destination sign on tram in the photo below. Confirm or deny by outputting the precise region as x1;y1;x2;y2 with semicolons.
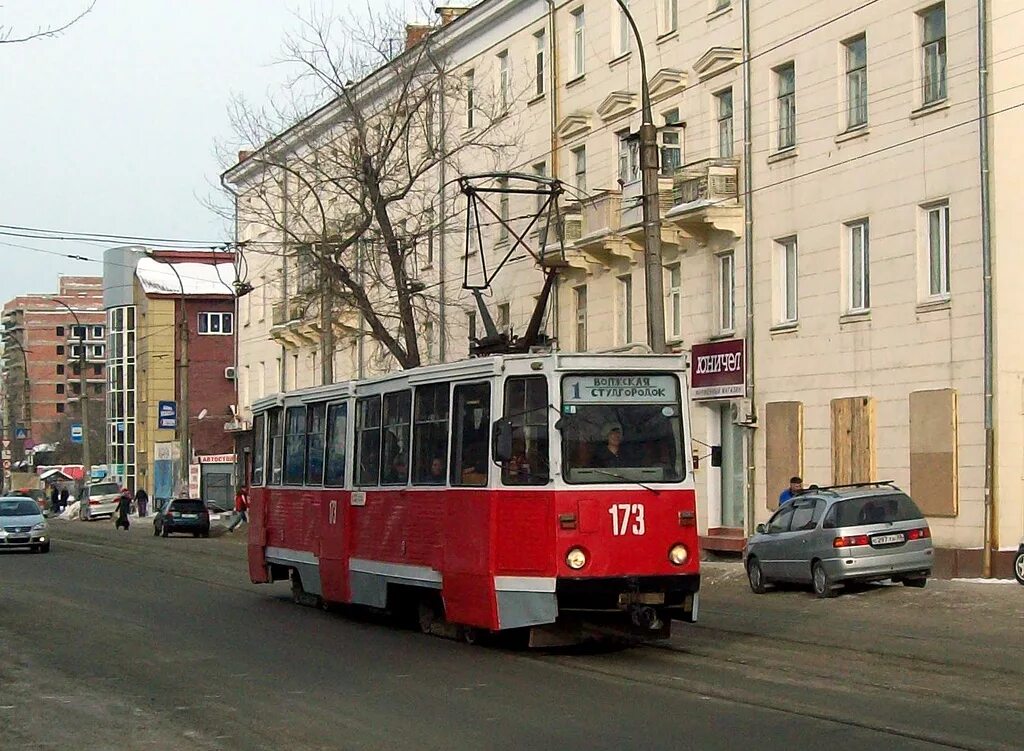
563;374;678;404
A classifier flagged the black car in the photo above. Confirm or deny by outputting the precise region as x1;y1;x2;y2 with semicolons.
154;498;210;538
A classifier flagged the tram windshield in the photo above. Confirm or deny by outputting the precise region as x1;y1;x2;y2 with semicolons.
560;373;684;484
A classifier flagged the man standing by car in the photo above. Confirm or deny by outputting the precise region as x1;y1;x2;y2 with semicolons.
227;487;249;533
779;476;804;506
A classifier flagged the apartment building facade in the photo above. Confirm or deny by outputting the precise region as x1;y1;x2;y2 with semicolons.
227;0;1022;575
103;247;238;504
1;276;106;465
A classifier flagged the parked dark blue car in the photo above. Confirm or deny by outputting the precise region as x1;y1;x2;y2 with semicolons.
153;498;210;538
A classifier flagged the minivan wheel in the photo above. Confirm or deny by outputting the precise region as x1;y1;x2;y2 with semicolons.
1013;551;1024;585
812;561;837;598
747;558;768;594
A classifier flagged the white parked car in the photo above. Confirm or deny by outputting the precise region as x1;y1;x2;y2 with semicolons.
80;481;122;520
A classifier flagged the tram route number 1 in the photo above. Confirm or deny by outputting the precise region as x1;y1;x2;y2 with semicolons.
608;503;645;536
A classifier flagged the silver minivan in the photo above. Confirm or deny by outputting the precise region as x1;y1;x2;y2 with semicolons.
744;483;933;597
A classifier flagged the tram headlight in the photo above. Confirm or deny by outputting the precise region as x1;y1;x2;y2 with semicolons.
668;544;689;566
565;547;588;570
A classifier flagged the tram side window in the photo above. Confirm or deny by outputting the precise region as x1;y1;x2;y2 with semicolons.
267;408;284;485
305;403;326;486
451;382;490;487
412;383;450;485
284;406;306;485
355;396;382;486
324;403;348;487
381;390;412;485
251;413;266;486
502;376;550;485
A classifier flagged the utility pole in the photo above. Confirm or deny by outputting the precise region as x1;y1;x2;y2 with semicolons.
52;300;91;493
616;0;667;353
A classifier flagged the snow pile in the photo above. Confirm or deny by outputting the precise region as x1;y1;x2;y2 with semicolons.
58;501;81;520
951;578;1019;585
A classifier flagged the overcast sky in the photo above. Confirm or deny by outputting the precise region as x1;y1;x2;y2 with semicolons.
0;0;421;301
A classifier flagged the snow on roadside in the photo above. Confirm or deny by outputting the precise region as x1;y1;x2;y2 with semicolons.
951;578;1019;585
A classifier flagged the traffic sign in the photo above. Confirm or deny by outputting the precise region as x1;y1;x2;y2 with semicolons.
1;450;10;460
1;438;9;449
2;459;11;470
14;427;28;440
70;423;83;443
3;469;10;479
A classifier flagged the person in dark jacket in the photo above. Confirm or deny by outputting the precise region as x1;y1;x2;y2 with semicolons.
114;488;132;530
50;486;59;516
134;487;149;518
59;487;69;513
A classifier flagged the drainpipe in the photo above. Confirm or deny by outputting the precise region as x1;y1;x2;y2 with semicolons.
742;0;757;536
547;0;560;345
978;0;995;576
438;68;448;363
280;165;289;391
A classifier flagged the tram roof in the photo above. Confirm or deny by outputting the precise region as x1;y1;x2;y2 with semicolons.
251;351;688;411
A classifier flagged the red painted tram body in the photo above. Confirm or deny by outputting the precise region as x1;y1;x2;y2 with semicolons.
246;353;700;644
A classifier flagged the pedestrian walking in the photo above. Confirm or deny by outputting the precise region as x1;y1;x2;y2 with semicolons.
134;486;149;518
227;487;249;533
59;487;69;514
49;485;59;516
778;476;803;506
114;487;132;530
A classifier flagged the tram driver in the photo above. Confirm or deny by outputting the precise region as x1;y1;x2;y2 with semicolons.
591;422;634;468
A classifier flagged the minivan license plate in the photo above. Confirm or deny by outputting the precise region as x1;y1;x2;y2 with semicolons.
183;513;198;519
872;533;905;546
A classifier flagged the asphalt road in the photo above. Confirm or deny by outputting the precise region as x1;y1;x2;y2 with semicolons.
1;519;1021;751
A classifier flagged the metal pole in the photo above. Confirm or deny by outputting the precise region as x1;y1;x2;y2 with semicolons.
319;244;335;385
615;0;666;353
52;300;91;497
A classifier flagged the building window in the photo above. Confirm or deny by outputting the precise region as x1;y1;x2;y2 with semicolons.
468;311;477;343
713;0;731;10
572;7;585;78
617;273;633;344
72;363;80;376
56;364;65;375
921;4;947;105
424;321;435;361
70;345;83;358
498;177;509;243
775;62;796;150
718;252;735;332
497;51;510;112
198;312;233;335
465;70;475;129
533;161;547;213
776;236;798;323
534;30;546;96
847;220;870;311
56;383;65;395
56;326;64;337
660;0;677;35
93;364;102;375
617;132;639;184
574;285;588;351
617;0;631;56
57;403;65;414
92;325;103;339
56;345;64;355
659;109;682;175
497;302;511;331
924;201;950;297
716;88;734;157
424;207;436;266
91;345;103;358
845;35;868;128
72;325;86;340
72;382;82;396
667;264;682;340
93;383;102;395
572;146;587;194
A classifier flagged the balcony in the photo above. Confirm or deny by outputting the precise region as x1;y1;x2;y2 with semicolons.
270;299;317;347
565;191;636;270
665;158;743;239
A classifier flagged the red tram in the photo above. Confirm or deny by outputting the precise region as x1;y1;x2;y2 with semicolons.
246;353;700;645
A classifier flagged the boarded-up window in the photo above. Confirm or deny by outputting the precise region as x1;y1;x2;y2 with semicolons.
831;396;876;485
909;389;958;517
765;401;803;510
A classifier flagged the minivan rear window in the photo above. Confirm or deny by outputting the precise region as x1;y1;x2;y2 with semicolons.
171;500;206;513
831;493;924;527
90;483;120;495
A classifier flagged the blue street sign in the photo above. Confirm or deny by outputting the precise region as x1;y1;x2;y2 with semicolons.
70;423;83;443
14;427;28;440
158;401;177;430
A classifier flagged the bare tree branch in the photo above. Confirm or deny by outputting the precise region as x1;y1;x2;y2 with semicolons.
0;1;96;44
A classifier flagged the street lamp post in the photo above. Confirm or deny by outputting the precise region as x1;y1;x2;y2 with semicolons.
615;0;667;353
52;299;91;509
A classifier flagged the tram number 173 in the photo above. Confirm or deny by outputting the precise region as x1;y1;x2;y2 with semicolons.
609;503;646;536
